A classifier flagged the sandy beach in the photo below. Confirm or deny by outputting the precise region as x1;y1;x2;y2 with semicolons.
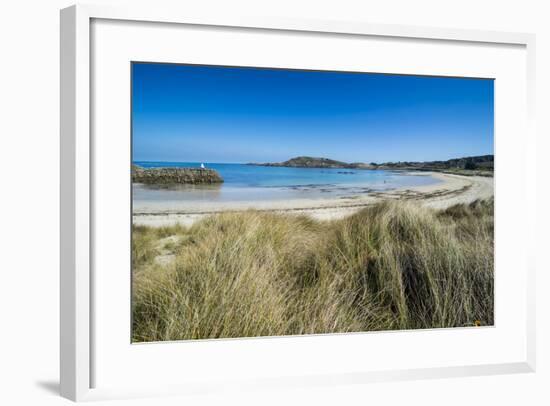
133;172;494;227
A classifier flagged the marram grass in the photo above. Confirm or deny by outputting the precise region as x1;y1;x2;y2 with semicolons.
132;199;494;342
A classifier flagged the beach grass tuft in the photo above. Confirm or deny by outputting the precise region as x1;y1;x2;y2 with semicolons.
132;199;494;342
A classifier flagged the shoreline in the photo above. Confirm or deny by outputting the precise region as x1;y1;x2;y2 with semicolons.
133;172;494;227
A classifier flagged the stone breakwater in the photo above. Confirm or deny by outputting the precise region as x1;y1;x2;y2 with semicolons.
132;165;223;184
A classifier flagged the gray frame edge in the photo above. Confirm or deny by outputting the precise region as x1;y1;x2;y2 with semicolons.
60;5;90;402
525;34;537;373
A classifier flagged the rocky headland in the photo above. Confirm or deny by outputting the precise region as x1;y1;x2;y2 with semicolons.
249;155;493;176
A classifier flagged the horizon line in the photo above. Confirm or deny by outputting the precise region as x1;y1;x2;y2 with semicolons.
133;153;494;165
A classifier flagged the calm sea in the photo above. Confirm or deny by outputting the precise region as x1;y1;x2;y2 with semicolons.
132;161;440;203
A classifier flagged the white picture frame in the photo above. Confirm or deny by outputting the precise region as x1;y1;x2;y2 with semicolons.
60;4;536;402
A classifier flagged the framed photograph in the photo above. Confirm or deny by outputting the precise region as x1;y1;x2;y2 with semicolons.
60;4;536;402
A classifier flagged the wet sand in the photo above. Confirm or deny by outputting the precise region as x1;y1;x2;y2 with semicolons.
133;172;494;227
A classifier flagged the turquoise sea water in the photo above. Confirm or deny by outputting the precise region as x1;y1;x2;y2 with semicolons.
133;161;441;203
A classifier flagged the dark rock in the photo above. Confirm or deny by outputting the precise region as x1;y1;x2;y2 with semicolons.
132;165;223;185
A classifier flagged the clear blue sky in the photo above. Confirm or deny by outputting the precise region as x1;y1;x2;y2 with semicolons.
132;63;494;163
